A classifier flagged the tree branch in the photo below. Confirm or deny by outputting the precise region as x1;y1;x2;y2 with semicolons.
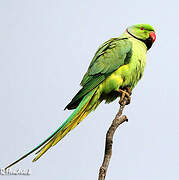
98;96;129;180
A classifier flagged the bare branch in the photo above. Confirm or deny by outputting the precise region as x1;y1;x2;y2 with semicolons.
98;95;129;180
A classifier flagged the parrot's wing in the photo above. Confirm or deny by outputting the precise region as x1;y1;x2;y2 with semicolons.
65;37;132;110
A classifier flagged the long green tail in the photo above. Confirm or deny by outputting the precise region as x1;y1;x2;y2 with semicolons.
4;87;100;170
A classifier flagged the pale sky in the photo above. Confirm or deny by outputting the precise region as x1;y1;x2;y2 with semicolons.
0;0;179;179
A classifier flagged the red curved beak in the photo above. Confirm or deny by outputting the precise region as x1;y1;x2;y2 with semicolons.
149;31;156;43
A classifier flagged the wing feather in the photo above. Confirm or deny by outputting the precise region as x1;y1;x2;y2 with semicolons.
65;37;132;110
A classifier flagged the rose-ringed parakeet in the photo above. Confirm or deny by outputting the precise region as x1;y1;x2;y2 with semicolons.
5;23;156;169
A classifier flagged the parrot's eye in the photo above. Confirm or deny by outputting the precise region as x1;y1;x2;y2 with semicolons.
140;27;145;30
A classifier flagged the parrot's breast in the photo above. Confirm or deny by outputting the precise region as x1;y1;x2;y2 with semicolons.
124;37;147;89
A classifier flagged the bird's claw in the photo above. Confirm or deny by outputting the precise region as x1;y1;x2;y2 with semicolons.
125;87;132;96
117;87;131;105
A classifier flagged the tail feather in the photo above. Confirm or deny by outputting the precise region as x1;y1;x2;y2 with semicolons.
4;87;100;169
32;139;55;162
33;92;94;161
51;101;90;146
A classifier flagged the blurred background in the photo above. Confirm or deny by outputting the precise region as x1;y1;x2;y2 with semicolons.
0;0;179;179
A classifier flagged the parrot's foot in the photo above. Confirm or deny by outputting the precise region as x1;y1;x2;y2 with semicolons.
117;87;131;105
125;87;132;96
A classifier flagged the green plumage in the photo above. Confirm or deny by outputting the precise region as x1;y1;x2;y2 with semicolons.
65;37;132;109
4;24;156;169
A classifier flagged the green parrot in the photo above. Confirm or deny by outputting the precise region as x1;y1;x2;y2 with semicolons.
5;23;156;169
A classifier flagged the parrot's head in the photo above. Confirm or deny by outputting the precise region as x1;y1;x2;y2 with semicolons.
126;24;156;50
